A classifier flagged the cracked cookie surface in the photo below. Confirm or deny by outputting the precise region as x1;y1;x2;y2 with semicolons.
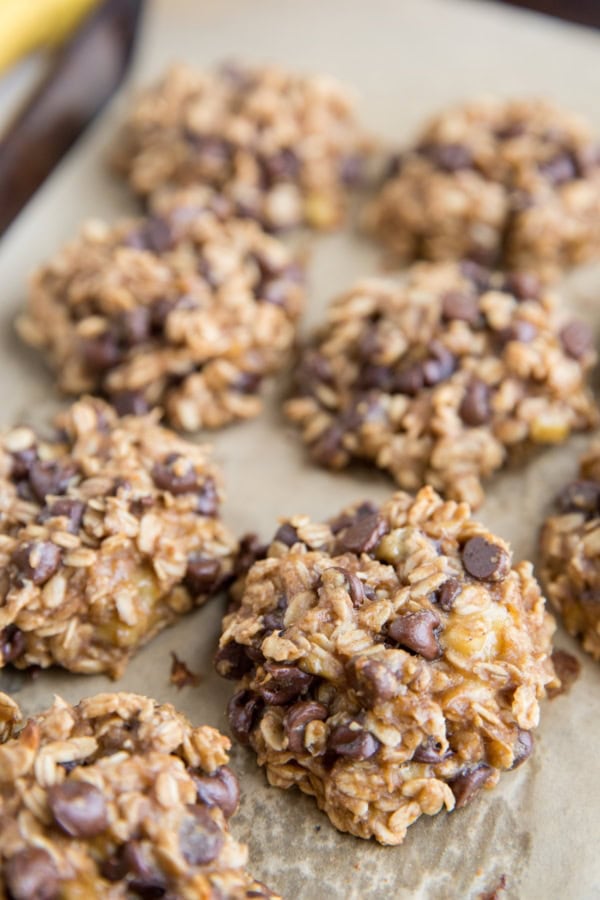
18;187;304;431
366;97;600;280
0;692;279;899
0;397;236;677
539;443;600;661
111;62;373;231
285;260;597;509
217;488;556;845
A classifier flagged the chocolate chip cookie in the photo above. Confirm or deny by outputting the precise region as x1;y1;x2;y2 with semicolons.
216;487;556;844
18;187;304;431
112;62;374;231
285;260;597;509
539;443;600;661
0;692;279;899
366;97;600;280
0;397;236;677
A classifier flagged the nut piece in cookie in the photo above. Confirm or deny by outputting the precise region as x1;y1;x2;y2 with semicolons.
539;442;600;661
216;487;556;845
17;187;305;431
111;61;374;231
0;397;236;677
366;96;600;280
285;261;597;508
0;692;279;899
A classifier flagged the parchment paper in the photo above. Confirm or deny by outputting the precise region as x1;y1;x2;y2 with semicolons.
1;1;599;897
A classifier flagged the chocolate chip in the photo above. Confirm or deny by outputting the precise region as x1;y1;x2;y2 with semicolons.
556;479;600;516
347;657;397;707
227;690;263;744
421;142;473;172
327;724;380;760
185;555;221;595
392;365;424;396
449;764;492;808
498;320;537;345
294;351;334;394
179;805;224;866
310;424;345;467
118;308;151;346
329;502;378;535
435;577;461;612
10;447;38;480
233;532;268;578
122;840;167;896
29;459;77;502
422;341;456;386
459;260;492;293
127;216;177;254
326;566;365;607
511;730;534;768
459;379;491;426
387;610;442;661
0;624;26;663
262;595;288;634
284;700;328;752
339;154;364;185
441;290;480;324
336;512;388;555
504;272;541;301
461;536;510;581
560;320;594;359
273;523;299;547
496;122;526;140
5;847;59;900
412;736;453;763
81;332;121;371
48;780;108;837
539;153;577;185
261;148;300;184
192;766;239;818
232;371;263;393
258;662;313;705
12;541;62;585
38;498;85;534
151;456;199;494
196;477;219;517
358;364;395;392
214;641;253;680
112;390;150;417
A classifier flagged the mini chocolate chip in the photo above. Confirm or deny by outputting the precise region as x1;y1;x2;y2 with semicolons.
81;332;121;371
233;533;268;578
284;700;328;753
112;390;150;417
128;216;177;253
259;278;293;308
214;641;253;680
192;765;240;818
556;479;600;516
185;555;221;595
196;477;219;517
449;764;492;808
358;364;395;392
327;724;380;760
422;341;456;386
273;523;299;547
29;459;77;502
459;379;491;426
179;805;224;866
326;566;365;607
5;847;60;900
539;153;577;185
310;424;345;467
0;624;26;662
232;371;263;394
118;307;151;346
38;498;85;534
12;541;62;585
122;840;167;895
387;610;442;661
261;148;300;184
262;595;288;634
258;662;313;705
10;447;38;480
511;730;534;768
462;536;510;581
48;780;108;837
392;364;424;396
441;290;480;324
498;320;537;344
336;512;388;555
294;351;334;394
151;457;198;495
227;690;263;744
412;736;453;763
422;142;473;172
496;121;526;140
435;577;461;612
459;260;492;292
560;321;594;359
504;272;541;301
329;502;378;535
348;657;396;707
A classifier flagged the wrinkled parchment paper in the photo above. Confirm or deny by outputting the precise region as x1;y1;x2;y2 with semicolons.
1;1;599;896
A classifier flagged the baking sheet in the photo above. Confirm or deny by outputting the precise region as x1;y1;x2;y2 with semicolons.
1;0;600;896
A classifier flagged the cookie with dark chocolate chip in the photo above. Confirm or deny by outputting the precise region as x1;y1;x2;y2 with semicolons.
216;486;556;844
0;693;280;900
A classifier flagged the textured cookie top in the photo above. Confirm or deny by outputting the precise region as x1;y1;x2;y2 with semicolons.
0;398;236;676
539;442;600;661
0;692;278;899
18;188;305;431
285;260;597;508
217;487;556;844
111;62;373;230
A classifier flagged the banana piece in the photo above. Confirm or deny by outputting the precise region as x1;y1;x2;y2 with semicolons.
0;0;99;74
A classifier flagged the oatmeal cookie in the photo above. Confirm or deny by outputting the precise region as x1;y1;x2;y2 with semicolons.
0;692;279;899
216;488;556;845
285;260;597;509
17;187;304;431
111;61;374;231
0;397;236;677
539;443;600;661
366;97;600;279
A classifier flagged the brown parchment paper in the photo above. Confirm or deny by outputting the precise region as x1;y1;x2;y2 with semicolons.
1;0;599;896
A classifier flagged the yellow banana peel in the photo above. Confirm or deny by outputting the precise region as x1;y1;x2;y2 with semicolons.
0;0;100;74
